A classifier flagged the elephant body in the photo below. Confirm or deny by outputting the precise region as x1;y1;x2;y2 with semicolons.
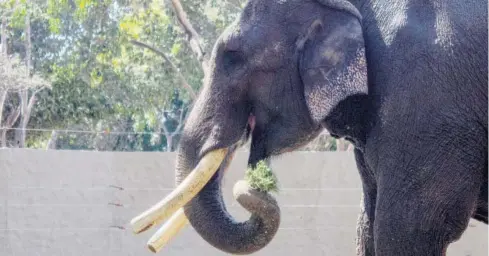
353;1;487;255
172;0;487;255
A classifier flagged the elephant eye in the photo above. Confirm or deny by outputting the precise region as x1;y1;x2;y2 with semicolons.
222;50;244;67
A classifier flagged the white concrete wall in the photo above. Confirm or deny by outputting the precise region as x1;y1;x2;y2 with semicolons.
0;149;486;255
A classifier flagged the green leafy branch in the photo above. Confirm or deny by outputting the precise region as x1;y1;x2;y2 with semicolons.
245;160;279;193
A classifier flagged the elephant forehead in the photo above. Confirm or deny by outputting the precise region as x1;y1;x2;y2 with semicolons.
242;22;283;42
252;41;285;64
219;23;242;50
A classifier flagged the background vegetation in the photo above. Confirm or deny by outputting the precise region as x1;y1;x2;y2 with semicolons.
0;0;352;152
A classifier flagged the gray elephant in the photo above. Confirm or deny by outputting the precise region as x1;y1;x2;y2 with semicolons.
133;0;487;255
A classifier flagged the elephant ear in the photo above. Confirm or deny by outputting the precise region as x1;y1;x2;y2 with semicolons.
297;8;368;124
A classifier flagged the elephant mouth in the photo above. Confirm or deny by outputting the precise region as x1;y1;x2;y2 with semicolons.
236;113;256;148
129;113;278;253
217;113;258;181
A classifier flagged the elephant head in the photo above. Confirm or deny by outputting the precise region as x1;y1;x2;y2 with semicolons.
132;0;369;254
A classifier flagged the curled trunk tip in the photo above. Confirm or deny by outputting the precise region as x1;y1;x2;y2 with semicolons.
180;153;281;254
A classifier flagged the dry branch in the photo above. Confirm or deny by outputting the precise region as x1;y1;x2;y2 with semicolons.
129;39;197;100
1;11;6;57
173;105;186;136
133;0;210;97
170;0;208;72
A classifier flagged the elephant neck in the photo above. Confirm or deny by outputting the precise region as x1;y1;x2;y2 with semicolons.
321;93;372;151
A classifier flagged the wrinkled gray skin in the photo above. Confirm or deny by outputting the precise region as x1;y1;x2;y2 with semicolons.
175;0;488;255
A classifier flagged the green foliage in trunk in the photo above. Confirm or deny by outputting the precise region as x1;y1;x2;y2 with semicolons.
245;160;279;193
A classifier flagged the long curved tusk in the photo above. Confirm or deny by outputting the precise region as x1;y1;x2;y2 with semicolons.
130;148;228;234
147;208;189;253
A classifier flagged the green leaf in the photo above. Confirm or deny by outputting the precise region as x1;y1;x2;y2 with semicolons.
170;43;181;56
48;17;61;34
119;19;142;39
144;110;158;128
96;53;107;64
90;69;103;87
132;115;146;133
10;5;27;28
245;160;279;193
78;0;89;10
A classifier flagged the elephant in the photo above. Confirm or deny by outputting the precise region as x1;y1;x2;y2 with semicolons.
136;0;487;255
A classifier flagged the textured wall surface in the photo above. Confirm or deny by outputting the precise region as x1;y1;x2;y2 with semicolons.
0;149;486;255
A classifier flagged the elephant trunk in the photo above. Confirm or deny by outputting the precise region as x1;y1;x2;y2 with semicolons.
174;140;280;254
131;50;280;254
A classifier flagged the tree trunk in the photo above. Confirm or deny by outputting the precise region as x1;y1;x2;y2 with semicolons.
0;89;7;148
0;7;8;147
166;134;173;152
1;9;6;56
1;129;7;148
1;105;20;148
46;130;58;149
161;106;186;152
0;90;7;126
14;4;34;148
15;89;38;147
15;91;27;147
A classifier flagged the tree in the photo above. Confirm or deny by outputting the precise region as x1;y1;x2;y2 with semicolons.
0;0;51;147
0;54;49;147
126;0;242;151
160;89;188;152
15;0;39;147
0;2;50;147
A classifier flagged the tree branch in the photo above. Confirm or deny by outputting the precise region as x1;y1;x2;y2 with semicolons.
23;89;38;124
46;130;57;149
171;105;186;137
25;6;32;76
161;119;169;136
160;116;172;152
0;90;7;126
27;87;42;110
1;10;7;57
129;40;173;66
170;0;209;72
5;106;20;127
129;39;197;100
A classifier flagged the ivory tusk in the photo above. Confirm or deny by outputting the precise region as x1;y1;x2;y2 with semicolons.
147;208;189;253
130;148;228;234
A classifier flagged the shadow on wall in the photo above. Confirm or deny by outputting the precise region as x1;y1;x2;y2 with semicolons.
0;149;486;255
